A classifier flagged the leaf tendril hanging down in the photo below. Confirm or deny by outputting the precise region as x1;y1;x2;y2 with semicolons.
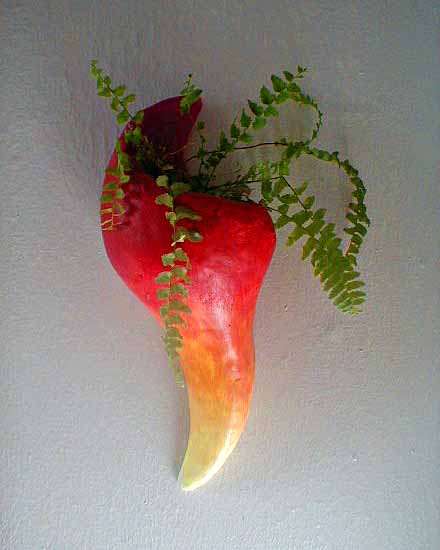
154;175;202;385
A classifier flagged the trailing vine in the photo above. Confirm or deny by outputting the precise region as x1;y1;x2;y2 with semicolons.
91;60;173;231
92;60;370;381
153;175;202;385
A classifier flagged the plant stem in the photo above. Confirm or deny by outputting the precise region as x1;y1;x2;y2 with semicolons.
265;205;288;215
208;175;280;191
184;141;287;164
232;141;287;152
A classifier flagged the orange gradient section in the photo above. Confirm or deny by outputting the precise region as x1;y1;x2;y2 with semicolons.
178;307;255;490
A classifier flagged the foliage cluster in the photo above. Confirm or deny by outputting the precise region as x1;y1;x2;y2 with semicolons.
91;60;370;382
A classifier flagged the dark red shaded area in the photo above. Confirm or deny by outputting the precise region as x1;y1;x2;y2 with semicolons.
140;96;202;169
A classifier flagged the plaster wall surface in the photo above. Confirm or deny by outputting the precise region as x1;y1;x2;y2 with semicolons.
1;1;439;549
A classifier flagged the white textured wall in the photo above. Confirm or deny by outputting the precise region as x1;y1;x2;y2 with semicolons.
2;1;439;549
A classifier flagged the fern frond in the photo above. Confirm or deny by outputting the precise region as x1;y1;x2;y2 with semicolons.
179;74;202;114
302;145;370;268
277;179;367;314
100;140;132;231
189;67;320;187
270;67;323;144
153;175;202;385
90;60;138;125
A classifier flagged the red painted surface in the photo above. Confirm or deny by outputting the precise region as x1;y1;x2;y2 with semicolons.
101;97;276;489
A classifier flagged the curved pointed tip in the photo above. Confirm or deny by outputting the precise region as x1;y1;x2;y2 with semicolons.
178;442;233;491
177;390;248;491
175;329;256;491
178;465;211;492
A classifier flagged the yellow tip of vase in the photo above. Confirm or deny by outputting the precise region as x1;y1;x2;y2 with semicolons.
178;462;217;492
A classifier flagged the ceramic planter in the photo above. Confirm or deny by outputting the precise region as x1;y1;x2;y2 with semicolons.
101;96;276;490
